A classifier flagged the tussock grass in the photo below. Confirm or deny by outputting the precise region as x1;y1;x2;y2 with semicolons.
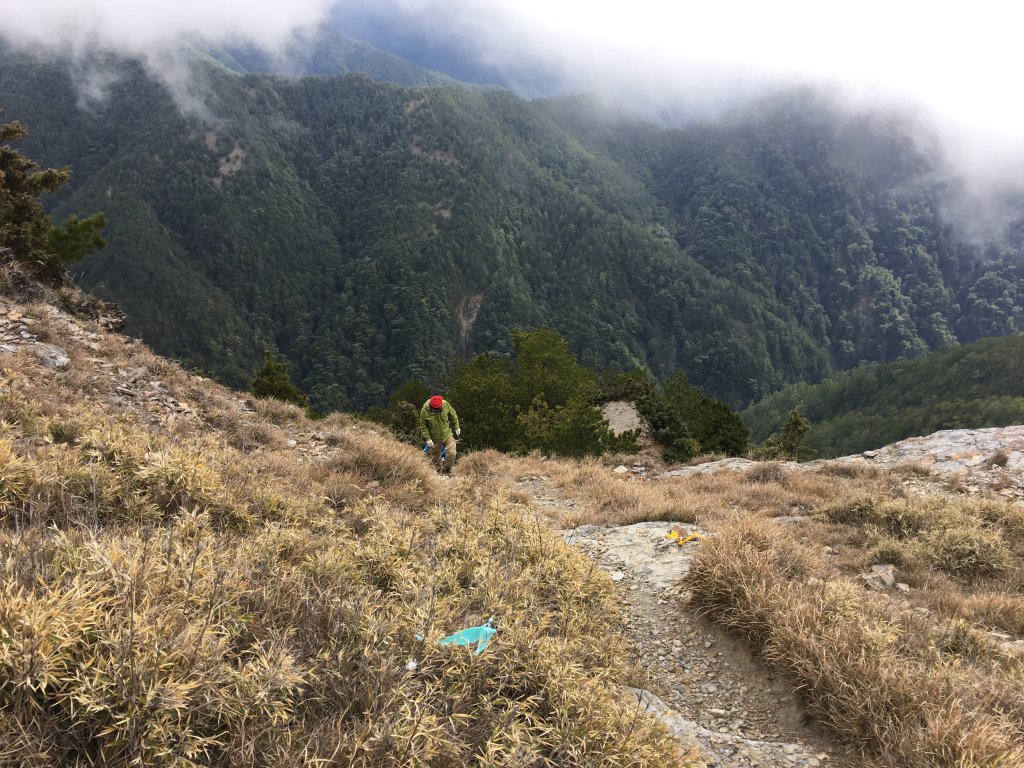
519;458;701;527
0;303;691;767
0;496;686;766
741;461;790;486
468;451;898;530
814;460;883;480
985;450;1010;469
475;443;1024;765
687;517;1024;767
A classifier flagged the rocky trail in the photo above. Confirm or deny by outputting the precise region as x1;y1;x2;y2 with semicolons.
516;475;845;768
571;522;838;768
514;424;1024;767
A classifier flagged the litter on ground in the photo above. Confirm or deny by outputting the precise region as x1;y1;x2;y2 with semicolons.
666;527;704;546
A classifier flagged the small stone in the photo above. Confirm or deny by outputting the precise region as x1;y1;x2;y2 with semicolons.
773;515;810;525
613;465;629;474
859;563;898;590
287;439;298;447
610;570;625;582
32;344;71;369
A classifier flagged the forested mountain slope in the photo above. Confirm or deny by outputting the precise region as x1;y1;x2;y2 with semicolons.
201;23;461;86
741;333;1024;457
2;46;1022;411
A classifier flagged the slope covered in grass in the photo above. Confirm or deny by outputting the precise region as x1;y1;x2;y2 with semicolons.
0;275;688;765
461;449;1024;766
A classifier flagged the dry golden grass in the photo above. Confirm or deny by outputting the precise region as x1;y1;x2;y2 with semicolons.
463;445;1024;766
463;451;899;532
687;516;1024;767
0;298;692;767
0;494;688;766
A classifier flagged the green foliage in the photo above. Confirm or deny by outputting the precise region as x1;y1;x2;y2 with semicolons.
444;354;520;452
373;328;748;462
46;213;107;269
742;335;1024;457
3;56;1023;412
754;409;814;461
517;395;615;458
594;367;657;403
638;372;749;462
0;119;106;281
251;350;310;410
365;378;432;443
445;328;627;456
509;328;597;410
388;379;431;410
638;392;700;463
382;328;634;457
0;120;68;261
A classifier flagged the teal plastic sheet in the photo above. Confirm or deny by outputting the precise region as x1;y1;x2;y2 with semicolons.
437;620;496;655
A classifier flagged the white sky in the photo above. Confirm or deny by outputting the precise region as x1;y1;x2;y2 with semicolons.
5;0;333;53
384;0;1024;169
4;0;1023;174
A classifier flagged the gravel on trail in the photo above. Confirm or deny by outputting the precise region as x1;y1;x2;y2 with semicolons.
517;476;849;768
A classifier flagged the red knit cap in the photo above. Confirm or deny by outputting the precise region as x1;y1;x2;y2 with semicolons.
429;395;443;410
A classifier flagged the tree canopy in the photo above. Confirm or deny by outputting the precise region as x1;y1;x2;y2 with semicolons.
371;327;749;461
2;52;1022;413
741;335;1024;457
0;119;106;280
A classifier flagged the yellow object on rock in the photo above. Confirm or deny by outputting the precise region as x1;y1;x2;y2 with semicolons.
666;527;704;546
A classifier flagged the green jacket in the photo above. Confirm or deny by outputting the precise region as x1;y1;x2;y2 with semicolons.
419;399;460;443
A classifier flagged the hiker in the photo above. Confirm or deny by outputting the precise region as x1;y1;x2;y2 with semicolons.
419;395;460;472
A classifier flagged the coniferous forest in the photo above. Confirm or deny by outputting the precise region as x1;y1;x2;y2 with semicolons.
2;42;1022;414
741;334;1024;458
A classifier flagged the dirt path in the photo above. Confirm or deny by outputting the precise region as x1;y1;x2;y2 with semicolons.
516;475;850;768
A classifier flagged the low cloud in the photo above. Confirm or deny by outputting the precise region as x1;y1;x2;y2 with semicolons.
3;0;336;115
6;0;332;55
5;0;1023;230
340;0;1024;193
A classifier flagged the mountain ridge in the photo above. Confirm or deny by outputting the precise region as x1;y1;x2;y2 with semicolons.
741;333;1024;457
2;49;1022;411
198;23;465;86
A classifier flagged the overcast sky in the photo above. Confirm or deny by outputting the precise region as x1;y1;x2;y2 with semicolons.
374;0;1024;173
4;0;1023;176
